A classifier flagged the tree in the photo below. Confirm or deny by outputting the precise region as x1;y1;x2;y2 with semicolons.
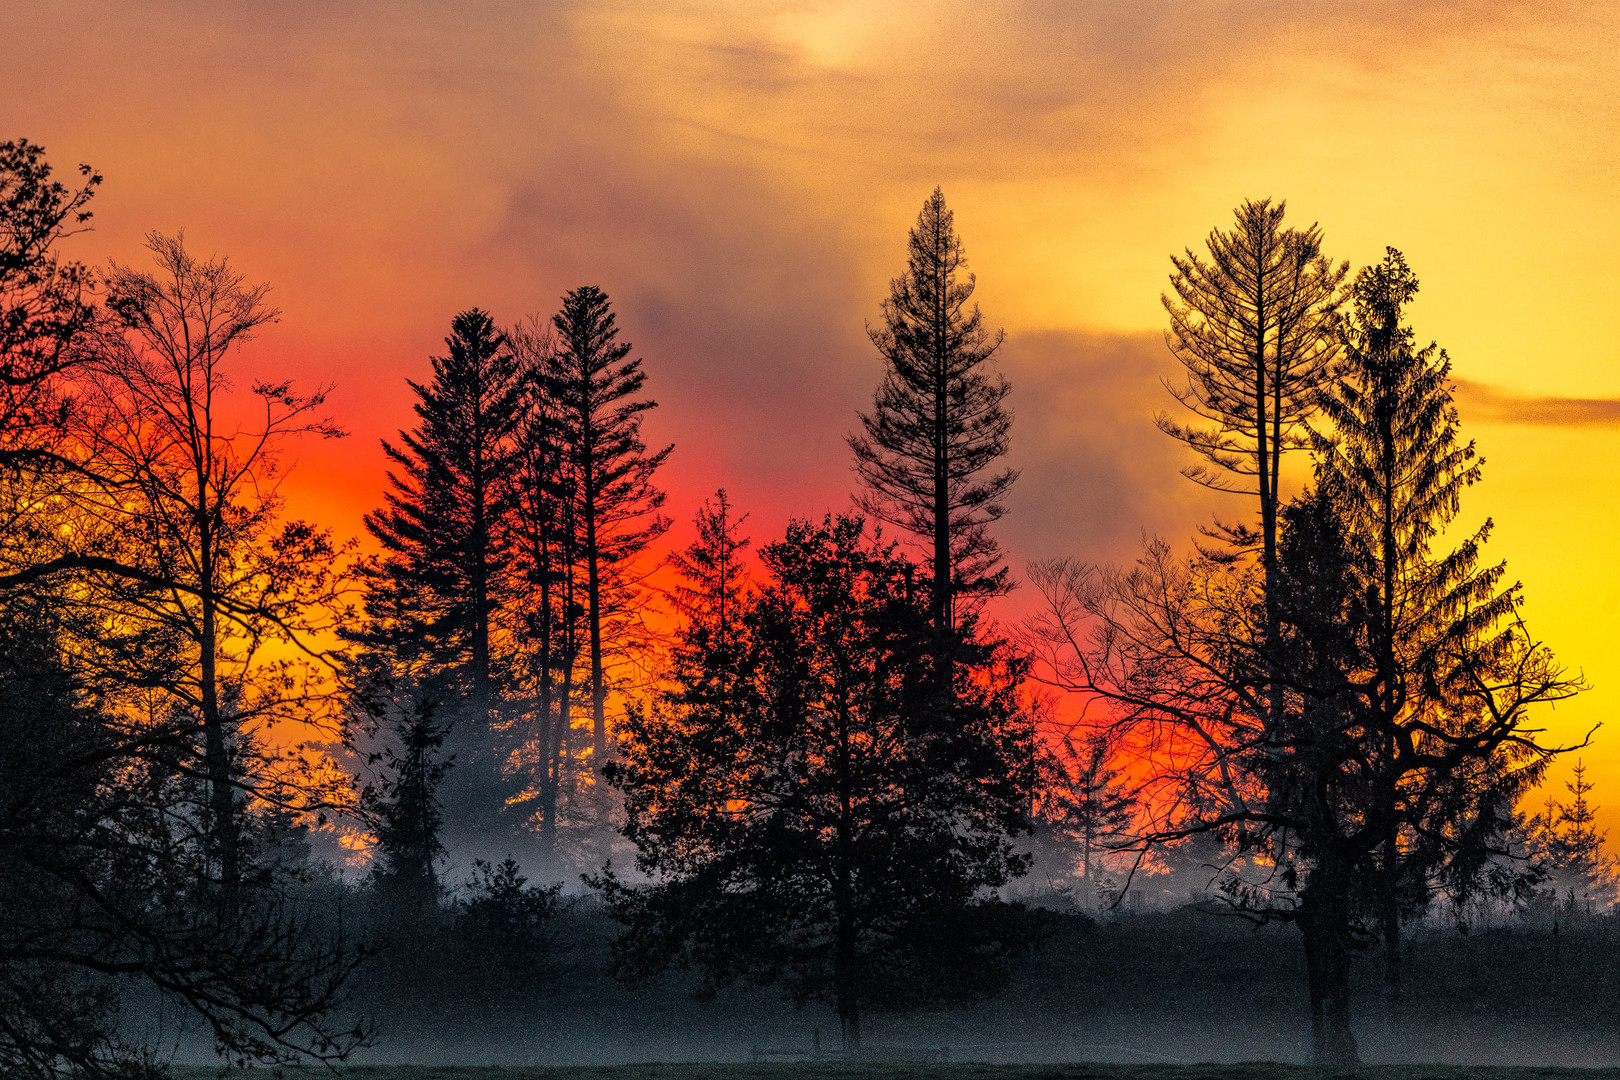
1027;257;1583;1061
1310;248;1565;1006
0;138;100;471
0;601;364;1077
666;488;750;652
361;308;527;856
1532;760;1617;913
507;315;580;867
0;151;361;1073
1040;731;1139;896
71;232;349;906
1158;199;1347;702
546;285;671;765
358;679;450;923
849;187;1015;635
599;514;1036;1049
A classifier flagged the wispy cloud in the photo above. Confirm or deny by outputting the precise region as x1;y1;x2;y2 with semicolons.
1454;379;1620;427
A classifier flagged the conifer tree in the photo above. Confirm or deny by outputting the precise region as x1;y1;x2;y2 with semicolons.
1538;760;1616;912
1045;733;1138;888
362;308;526;852
1159;200;1347;666
361;687;449;922
1313;248;1523;999
508;315;581;866
546;286;671;765
601;515;1035;1050
850;188;1015;634
667;488;750;651
1028;249;1581;1064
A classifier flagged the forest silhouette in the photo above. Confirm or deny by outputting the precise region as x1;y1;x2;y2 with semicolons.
0;138;1614;1076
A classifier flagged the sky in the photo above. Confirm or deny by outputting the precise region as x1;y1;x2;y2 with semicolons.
4;1;1619;826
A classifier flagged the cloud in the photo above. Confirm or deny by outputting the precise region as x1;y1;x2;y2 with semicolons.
1453;379;1620;428
998;329;1223;574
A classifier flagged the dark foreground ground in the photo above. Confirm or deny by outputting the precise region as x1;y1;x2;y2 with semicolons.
167;1066;1620;1080
143;901;1620;1068
297;905;1618;1067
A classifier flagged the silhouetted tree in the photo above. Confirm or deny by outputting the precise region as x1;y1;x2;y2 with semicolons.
0;149;362;1074
452;857;561;1008
0;550;362;1077
0;138;99;471
362;308;527;854
600;515;1036;1049
1310;248;1564;1008
666;488;750;652
360;683;450;923
1028;264;1583;1062
1530;760;1616;913
508;316;580;867
546;286;670;765
69;232;349;908
1042;732;1139;892
1159;199;1347;741
850;187;1015;635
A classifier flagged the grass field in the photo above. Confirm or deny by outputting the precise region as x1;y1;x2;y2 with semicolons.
168;1066;1620;1080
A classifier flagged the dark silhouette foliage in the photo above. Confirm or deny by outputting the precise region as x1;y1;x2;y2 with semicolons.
545;285;671;764
1027;249;1581;1065
850;187;1015;631
600;514;1037;1050
0;141;363;1075
666;487;750;652
360;683;450;923
0;138;99;470
361;308;528;853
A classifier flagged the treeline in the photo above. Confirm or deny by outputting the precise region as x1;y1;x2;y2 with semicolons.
0;137;1611;1076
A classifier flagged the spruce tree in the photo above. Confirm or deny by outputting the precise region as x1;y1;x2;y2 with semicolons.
546;286;671;766
1314;248;1501;1001
1541;760;1616;911
362;308;526;853
1293;247;1577;1039
362;688;450;922
1046;733;1138;891
850;188;1015;634
666;488;750;651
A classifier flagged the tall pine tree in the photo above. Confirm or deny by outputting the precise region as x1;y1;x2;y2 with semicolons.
362;308;527;856
546;286;670;766
850;188;1015;635
1159;199;1347;744
508;315;582;868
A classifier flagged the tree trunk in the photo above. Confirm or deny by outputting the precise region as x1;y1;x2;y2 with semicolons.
585;521;605;765
547;569;579;870
1381;831;1403;1031
536;553;557;866
582;445;607;765
198;543;238;914
836;897;860;1051
1299;881;1360;1065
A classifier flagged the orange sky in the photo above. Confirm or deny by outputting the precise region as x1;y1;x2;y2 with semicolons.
4;1;1619;829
